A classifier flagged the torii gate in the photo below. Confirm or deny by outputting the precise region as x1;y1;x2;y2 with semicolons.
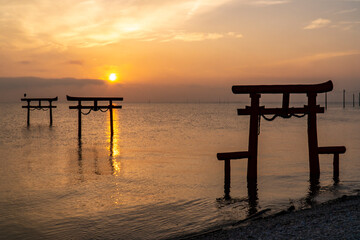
67;96;123;138
217;80;346;184
21;96;58;126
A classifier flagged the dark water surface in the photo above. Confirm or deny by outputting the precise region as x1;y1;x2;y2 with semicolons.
0;102;359;239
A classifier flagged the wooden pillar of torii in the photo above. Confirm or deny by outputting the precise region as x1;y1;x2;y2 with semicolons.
21;97;58;126
217;80;346;184
66;96;123;138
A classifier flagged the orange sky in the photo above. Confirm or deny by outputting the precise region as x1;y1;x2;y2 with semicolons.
0;0;359;101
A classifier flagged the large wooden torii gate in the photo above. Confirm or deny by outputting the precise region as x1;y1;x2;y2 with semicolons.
67;96;123;138
217;80;346;183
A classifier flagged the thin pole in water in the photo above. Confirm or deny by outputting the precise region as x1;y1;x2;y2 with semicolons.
307;93;320;178
110;100;114;136
78;101;82;138
49;101;53;126
325;92;327;110
353;94;355;108
27;100;30;126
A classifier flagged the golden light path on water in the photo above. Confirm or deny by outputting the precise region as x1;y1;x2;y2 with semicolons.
107;108;122;205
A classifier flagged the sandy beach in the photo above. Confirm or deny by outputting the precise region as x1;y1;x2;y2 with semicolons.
186;194;360;240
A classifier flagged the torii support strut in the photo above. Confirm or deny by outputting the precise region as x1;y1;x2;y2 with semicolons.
67;96;123;138
217;80;346;181
21;97;58;126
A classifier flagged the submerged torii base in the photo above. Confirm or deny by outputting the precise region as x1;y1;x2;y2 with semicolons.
217;80;346;183
67;96;123;138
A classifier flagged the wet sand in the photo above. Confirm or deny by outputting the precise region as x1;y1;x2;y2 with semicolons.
184;194;360;240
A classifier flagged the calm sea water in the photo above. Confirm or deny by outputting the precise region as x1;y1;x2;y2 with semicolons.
0;102;359;239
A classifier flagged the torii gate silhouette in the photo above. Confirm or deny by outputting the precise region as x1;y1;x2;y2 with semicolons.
217;80;346;186
67;96;123;138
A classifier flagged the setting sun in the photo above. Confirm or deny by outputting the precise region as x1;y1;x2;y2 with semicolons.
109;73;117;82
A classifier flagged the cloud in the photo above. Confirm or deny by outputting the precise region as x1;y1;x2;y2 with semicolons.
0;77;104;89
0;0;235;49
0;76;239;103
227;32;243;38
66;60;84;65
334;8;357;15
304;18;331;30
0;77;107;101
18;61;32;65
331;21;360;31
273;50;360;66
250;0;291;6
137;30;243;42
165;32;224;42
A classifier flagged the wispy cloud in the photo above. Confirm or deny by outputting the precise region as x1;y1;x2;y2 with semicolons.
331;21;360;31
273;50;360;65
157;31;243;42
0;0;236;50
0;77;104;89
334;8;357;15
169;32;224;42
66;60;84;65
18;61;32;65
250;0;291;6
304;18;331;30
116;30;244;42
0;77;107;101
227;32;244;38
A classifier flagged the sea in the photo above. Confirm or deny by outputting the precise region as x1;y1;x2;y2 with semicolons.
0;101;359;239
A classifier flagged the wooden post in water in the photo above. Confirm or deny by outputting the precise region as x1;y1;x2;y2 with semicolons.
343;90;345;108
49;101;53;126
78;101;82;138
353;94;355;108
224;159;230;199
307;93;320;178
27;100;30;126
109;100;114;136
333;153;339;180
247;180;258;216
325;92;327;110
248;93;260;180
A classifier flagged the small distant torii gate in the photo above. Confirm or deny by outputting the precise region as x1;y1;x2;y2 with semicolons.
21;96;58;126
217;80;346;184
67;96;123;138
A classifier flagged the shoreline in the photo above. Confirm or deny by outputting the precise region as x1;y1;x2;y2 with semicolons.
181;194;360;240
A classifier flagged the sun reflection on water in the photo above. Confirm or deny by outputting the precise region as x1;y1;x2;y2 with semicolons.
108;109;121;176
107;108;124;205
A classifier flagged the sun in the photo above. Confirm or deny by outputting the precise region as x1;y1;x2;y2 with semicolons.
109;73;117;82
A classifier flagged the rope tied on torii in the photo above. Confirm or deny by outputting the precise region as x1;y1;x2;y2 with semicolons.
80;107;110;115
261;112;307;121
258;109;307;135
